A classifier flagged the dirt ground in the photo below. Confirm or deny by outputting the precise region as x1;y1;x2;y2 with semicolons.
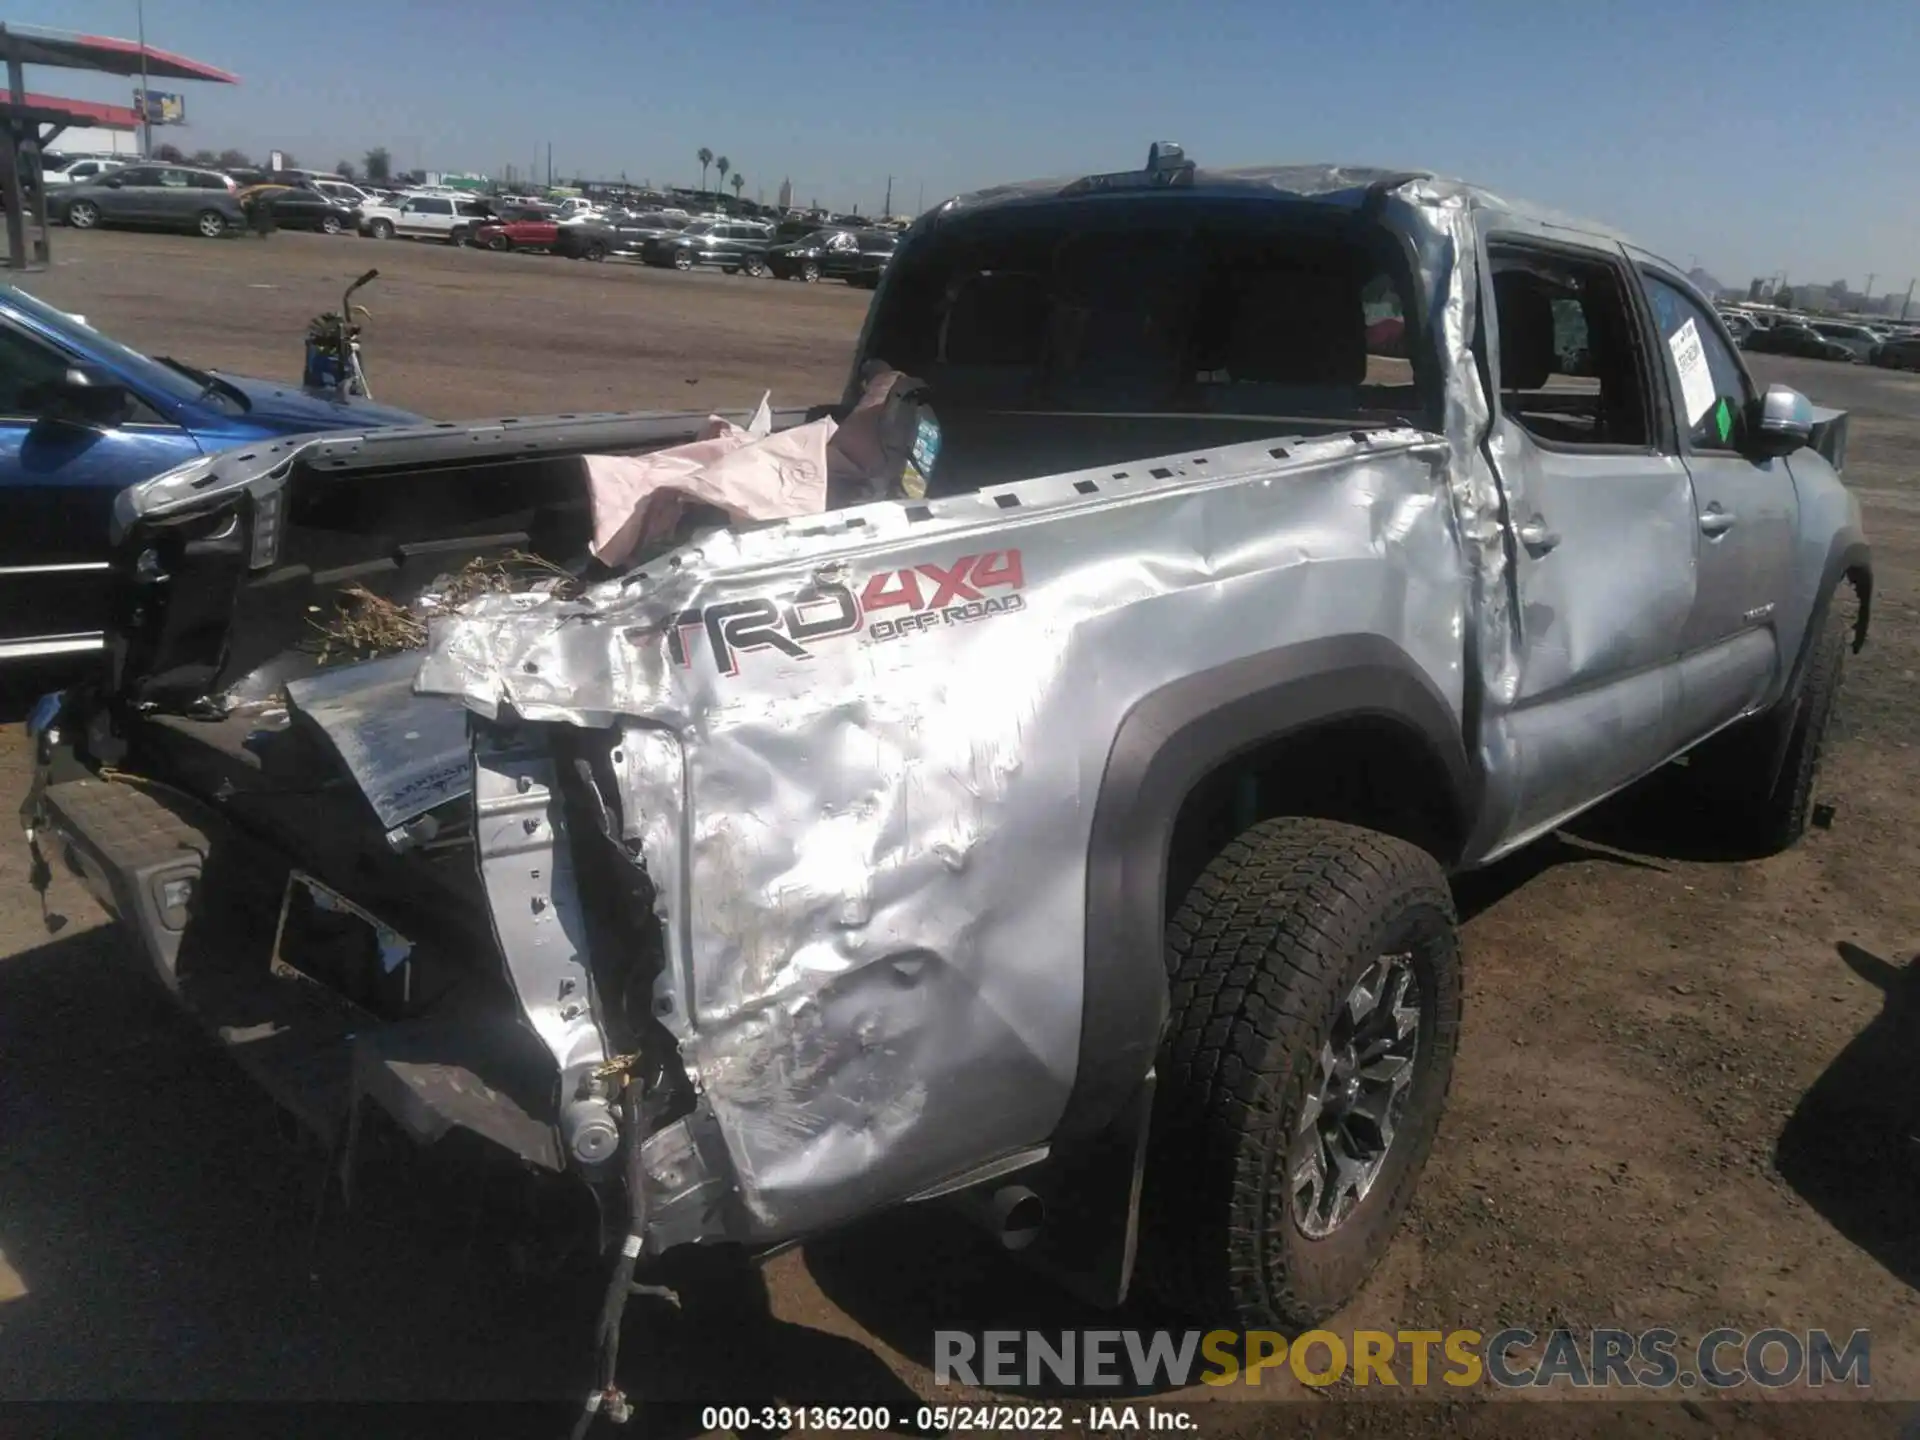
3;229;1920;1437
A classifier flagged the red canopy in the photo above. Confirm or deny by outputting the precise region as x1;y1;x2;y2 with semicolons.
20;92;140;130
0;25;239;84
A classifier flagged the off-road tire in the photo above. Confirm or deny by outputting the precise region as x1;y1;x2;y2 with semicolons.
1138;817;1462;1328
1687;593;1852;855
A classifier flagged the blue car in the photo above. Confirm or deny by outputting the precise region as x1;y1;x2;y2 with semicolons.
0;286;419;663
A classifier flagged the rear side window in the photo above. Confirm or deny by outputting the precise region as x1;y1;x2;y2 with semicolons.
190;172;228;190
1486;245;1650;449
865;204;1430;424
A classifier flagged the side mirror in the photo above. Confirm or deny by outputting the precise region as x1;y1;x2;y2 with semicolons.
28;365;133;429
99;176;124;188
1745;384;1813;458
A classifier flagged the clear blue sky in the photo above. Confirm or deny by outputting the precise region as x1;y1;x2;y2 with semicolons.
25;0;1920;294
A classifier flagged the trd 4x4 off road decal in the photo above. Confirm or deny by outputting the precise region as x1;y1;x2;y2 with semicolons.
658;549;1025;674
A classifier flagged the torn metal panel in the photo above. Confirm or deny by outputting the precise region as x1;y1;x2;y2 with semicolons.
283;653;470;830
471;727;618;1167
419;429;1467;1244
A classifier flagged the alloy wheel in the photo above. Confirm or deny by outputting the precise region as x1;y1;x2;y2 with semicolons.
1289;951;1422;1239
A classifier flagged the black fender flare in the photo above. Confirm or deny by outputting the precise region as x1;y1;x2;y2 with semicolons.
1057;634;1476;1142
1760;536;1870;791
1790;538;1872;694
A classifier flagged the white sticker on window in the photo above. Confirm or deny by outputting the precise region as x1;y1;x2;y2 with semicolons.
1669;318;1718;427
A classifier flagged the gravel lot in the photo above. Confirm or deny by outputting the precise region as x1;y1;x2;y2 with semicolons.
2;228;1918;1436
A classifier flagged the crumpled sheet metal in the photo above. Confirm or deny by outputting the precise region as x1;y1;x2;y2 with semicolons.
283;653;469;830
418;429;1465;1242
1384;178;1515;838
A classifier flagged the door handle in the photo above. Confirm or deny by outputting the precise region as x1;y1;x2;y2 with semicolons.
1699;505;1737;537
1517;517;1561;554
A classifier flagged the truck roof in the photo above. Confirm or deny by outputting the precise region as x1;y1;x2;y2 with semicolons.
932;151;1634;252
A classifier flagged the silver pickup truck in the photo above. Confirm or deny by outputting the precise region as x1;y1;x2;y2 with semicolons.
22;147;1870;1411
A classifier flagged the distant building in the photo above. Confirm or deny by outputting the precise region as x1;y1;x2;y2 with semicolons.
44;125;140;156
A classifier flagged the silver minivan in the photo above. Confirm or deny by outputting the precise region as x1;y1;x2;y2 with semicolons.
52;164;245;238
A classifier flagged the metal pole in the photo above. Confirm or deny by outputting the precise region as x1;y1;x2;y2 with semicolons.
547;142;552;188
883;174;891;219
3;27;28;270
138;0;151;158
1902;279;1915;323
1863;274;1875;312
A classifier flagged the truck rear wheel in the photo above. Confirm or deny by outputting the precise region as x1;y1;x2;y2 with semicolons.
1139;817;1461;1328
1686;592;1852;855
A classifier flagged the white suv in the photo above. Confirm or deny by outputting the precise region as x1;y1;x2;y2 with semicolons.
358;192;494;244
45;156;125;187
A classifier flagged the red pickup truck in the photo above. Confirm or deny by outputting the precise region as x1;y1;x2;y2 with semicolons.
474;212;560;252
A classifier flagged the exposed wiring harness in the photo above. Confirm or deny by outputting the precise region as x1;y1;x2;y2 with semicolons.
568;1080;678;1438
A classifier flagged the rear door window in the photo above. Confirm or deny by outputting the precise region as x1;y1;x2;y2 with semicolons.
1486;245;1651;449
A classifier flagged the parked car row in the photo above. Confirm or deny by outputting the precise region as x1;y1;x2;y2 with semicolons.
469;203;903;285
1721;305;1920;367
41;162;906;289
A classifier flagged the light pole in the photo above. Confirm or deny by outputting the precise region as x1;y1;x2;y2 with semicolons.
136;0;151;158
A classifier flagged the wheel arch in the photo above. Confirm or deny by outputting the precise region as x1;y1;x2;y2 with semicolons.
1059;634;1476;1143
1759;536;1870;794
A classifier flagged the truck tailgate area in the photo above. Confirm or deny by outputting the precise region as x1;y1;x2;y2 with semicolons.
32;771;563;1167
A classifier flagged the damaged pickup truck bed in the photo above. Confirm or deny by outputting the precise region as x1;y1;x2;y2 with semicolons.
23;147;1871;1402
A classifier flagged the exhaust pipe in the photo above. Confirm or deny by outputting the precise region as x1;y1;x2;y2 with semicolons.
956;1183;1045;1252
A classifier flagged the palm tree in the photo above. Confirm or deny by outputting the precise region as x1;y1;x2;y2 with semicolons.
715;155;730;198
730;172;745;201
697;147;713;194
